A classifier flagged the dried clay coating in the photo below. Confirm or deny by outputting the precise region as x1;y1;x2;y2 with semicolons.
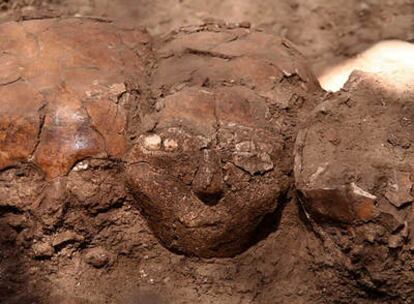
0;18;151;178
295;71;414;294
126;22;321;257
0;18;321;258
0;18;151;239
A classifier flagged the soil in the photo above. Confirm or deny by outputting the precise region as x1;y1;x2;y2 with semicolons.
295;71;414;302
0;1;413;304
1;0;413;74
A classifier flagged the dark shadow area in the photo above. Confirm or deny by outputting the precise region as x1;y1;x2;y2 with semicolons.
120;289;165;304
249;189;291;247
0;214;40;304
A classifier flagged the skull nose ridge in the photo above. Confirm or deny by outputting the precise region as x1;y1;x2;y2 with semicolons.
192;149;224;205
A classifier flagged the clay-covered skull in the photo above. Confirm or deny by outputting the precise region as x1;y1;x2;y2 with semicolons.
0;18;150;178
0;18;151;242
0;18;321;258
126;22;321;257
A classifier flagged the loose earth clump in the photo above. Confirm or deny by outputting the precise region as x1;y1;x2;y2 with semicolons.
295;71;414;300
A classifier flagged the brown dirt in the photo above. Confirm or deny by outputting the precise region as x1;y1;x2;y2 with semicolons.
1;0;413;74
295;70;414;302
0;1;413;304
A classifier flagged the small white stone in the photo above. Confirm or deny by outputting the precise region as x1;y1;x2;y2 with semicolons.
143;134;162;151
72;161;89;172
164;138;178;151
309;165;327;184
351;183;377;200
200;89;213;95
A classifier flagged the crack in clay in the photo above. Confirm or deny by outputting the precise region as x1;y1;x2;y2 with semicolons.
0;76;22;87
29;101;48;160
296;194;353;269
186;47;238;60
83;104;109;156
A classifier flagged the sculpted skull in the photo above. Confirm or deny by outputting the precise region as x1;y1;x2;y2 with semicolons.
0;18;150;179
126;23;321;257
126;86;289;257
0;18;320;258
0;18;151;243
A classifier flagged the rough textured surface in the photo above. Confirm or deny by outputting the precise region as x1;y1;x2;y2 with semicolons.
0;18;150;178
0;18;152;303
295;71;414;300
0;18;326;303
126;22;321;257
0;1;413;303
2;0;412;76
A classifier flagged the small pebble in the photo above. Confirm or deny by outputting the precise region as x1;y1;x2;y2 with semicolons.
84;247;111;268
143;134;162;151
163;138;178;151
32;242;55;259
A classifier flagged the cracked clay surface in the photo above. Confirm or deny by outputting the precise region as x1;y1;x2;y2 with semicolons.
126;22;322;257
0;18;150;179
3;16;414;304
